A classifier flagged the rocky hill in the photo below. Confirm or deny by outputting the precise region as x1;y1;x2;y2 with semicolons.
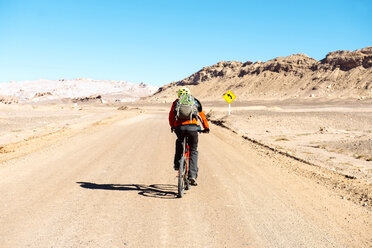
149;47;372;102
0;78;158;104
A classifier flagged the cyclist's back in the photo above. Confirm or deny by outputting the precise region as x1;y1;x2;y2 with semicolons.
169;87;209;185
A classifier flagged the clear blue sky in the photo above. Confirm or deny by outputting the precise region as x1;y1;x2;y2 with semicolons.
0;0;371;86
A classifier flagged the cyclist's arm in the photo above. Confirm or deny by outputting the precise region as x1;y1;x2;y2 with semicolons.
198;111;209;129
194;98;209;130
169;100;177;127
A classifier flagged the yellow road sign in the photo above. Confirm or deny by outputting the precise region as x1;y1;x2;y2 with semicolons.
223;90;236;104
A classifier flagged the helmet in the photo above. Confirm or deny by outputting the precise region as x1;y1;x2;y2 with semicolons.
178;87;190;98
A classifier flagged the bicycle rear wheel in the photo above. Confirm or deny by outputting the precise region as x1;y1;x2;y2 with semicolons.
178;155;186;198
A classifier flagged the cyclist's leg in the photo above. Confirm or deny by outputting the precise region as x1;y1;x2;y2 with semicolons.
185;126;199;179
174;129;185;170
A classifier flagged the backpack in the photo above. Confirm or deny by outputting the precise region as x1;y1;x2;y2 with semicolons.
174;94;198;121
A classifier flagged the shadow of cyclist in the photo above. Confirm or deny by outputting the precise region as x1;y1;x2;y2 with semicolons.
76;182;178;199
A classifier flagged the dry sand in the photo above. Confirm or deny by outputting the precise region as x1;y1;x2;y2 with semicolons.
204;100;372;183
0;103;142;163
0;102;371;248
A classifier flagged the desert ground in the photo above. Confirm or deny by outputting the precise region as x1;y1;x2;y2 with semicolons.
203;100;372;183
0;100;371;247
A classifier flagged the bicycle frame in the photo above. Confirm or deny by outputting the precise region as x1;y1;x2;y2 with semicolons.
177;136;190;198
184;137;189;174
176;127;206;198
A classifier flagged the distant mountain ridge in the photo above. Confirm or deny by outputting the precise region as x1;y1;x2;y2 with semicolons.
0;78;159;104
150;47;372;102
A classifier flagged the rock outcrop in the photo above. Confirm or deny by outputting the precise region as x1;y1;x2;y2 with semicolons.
320;47;372;71
0;95;19;104
33;92;53;98
150;47;372;102
72;95;102;103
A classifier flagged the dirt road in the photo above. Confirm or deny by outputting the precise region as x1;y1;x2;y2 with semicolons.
0;111;370;247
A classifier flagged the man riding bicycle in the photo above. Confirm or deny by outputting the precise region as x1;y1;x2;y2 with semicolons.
169;87;209;186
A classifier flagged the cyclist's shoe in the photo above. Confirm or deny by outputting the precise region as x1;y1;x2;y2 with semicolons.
189;177;198;186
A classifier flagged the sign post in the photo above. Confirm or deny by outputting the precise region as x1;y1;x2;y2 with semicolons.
223;90;236;115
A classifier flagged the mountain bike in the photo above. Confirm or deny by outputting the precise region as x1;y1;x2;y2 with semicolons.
177;128;208;198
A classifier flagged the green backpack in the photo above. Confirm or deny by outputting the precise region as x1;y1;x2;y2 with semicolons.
175;94;198;121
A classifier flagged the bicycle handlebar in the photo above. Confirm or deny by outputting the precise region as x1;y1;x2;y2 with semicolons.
171;126;209;133
197;125;209;133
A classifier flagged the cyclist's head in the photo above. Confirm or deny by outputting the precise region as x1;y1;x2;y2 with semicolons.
178;87;191;98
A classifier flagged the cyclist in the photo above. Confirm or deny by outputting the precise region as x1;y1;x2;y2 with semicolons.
169;87;209;186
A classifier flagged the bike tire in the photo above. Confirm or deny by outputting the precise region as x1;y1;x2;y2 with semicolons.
178;155;186;198
185;159;190;191
185;178;190;190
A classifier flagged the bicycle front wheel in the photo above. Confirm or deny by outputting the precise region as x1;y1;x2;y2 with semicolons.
178;155;186;198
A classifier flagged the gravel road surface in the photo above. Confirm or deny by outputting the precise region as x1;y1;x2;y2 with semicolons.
0;111;370;247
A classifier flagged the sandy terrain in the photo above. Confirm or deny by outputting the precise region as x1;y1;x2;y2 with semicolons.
204;100;372;184
0;104;142;163
0;103;371;247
